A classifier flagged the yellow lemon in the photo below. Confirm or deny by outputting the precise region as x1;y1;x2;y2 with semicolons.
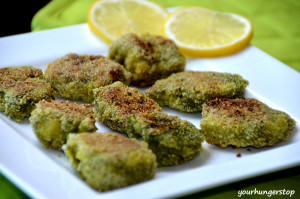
88;0;168;43
163;7;253;57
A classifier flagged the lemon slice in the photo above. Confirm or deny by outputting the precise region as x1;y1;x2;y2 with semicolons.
88;0;168;43
163;7;253;57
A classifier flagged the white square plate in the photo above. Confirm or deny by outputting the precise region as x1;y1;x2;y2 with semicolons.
0;23;299;199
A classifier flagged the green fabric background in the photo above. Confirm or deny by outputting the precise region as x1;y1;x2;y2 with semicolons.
1;0;300;198
30;0;300;72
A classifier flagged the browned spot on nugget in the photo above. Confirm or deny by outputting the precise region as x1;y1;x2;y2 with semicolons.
204;98;267;124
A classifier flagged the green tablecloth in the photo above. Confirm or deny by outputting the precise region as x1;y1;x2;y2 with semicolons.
30;0;300;72
1;0;300;198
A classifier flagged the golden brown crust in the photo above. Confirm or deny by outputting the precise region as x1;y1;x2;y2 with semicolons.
0;66;48;96
44;53;131;102
126;111;203;166
203;98;266;122
93;82;203;166
62;132;157;191
38;100;94;119
146;71;249;112
201;98;296;148
148;71;247;93
30;100;97;150
0;66;43;81
0;78;53;96
80;133;144;154
130;34;176;56
0;66;56;122
99;83;161;116
93;81;162;133
46;54;113;81
108;33;186;87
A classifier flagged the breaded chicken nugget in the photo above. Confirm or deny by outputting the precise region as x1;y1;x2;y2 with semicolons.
127;111;203;166
200;98;296;148
108;33;186;87
146;71;249;112
93;81;162;133
44;53;131;103
62;132;157;191
30;100;97;150
0;66;56;122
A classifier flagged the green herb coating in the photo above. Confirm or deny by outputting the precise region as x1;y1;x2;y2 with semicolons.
62;132;157;191
146;71;249;112
108;33;186;87
201;98;296;148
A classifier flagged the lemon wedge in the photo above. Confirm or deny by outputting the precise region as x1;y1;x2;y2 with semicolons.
88;0;168;43
163;7;253;57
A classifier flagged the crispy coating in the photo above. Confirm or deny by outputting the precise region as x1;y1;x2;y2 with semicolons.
127;112;203;166
44;53;131;103
200;98;296;148
93;81;203;166
108;33;186;87
0;65;43;81
0;66;56;122
62;133;157;191
93;81;162;133
146;71;249;112
30;100;97;150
